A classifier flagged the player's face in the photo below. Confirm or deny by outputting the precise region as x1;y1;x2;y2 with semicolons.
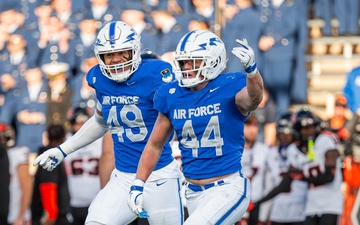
300;125;316;141
278;132;294;146
179;59;204;78
103;50;132;73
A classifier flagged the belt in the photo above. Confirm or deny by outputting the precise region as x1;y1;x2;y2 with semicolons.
187;180;225;192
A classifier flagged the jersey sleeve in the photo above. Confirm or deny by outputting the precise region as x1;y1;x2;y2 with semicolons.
147;59;174;90
153;83;172;116
315;134;339;160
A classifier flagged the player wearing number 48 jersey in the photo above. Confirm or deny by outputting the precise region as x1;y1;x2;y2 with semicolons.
127;30;264;224
33;21;183;225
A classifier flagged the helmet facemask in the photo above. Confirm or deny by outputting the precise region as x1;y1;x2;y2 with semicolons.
96;47;140;82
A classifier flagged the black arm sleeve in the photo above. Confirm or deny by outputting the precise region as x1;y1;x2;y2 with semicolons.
256;172;293;205
302;166;336;186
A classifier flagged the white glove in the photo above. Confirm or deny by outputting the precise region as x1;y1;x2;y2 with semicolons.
127;179;149;218
33;146;67;171
231;38;258;77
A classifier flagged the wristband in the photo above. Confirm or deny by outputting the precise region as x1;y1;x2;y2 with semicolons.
56;146;67;157
133;178;145;187
245;63;257;77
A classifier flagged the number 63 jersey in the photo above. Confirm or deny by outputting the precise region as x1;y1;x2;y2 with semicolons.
87;59;175;174
154;72;248;180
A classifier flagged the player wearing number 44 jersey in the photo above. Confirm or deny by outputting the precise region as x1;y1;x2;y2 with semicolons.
33;21;183;225
127;30;264;224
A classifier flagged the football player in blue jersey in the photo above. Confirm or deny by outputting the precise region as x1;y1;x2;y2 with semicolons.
127;30;264;224
33;21;184;225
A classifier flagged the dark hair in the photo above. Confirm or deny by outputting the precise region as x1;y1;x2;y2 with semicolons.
47;124;66;142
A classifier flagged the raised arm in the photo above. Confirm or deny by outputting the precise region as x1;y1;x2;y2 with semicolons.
232;39;264;115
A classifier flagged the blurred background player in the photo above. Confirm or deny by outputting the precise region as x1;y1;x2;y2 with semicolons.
7;140;32;225
64;106;102;225
240;115;271;225
31;124;72;225
253;108;343;225
264;112;307;225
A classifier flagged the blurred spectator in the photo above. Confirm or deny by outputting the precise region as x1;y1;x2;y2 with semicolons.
42;62;73;129
0;66;48;157
37;15;76;73
71;13;97;102
311;0;334;36
150;9;188;56
25;0;53;53
64;106;102;225
0;2;25;34
0;123;11;225
344;65;360;117
120;3;158;54
187;14;210;31
189;0;215;26
71;56;98;108
77;0;121;30
224;0;262;74
31;124;72;225
254;88;277;147
326;95;352;144
7;144;32;225
257;0;308;118
333;0;359;36
51;0;78;35
240;115;271;224
0;31;38;92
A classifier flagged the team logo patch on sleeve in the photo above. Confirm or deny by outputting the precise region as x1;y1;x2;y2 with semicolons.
161;68;173;83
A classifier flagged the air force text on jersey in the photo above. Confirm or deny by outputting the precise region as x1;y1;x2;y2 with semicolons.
174;103;222;119
102;95;139;105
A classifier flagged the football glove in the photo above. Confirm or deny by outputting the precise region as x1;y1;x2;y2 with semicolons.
231;38;258;77
127;179;149;218
33;146;67;171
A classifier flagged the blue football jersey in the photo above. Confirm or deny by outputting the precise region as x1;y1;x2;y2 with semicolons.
154;72;248;179
87;59;174;173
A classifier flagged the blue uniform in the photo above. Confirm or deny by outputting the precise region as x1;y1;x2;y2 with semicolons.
154;72;247;179
343;66;360;114
87;59;174;173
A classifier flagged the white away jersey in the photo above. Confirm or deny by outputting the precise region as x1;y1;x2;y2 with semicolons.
64;136;103;207
7;146;31;223
304;133;343;216
241;141;270;201
266;145;307;222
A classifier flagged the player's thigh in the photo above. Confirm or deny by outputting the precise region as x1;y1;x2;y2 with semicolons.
185;175;250;225
85;170;137;225
144;178;184;225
